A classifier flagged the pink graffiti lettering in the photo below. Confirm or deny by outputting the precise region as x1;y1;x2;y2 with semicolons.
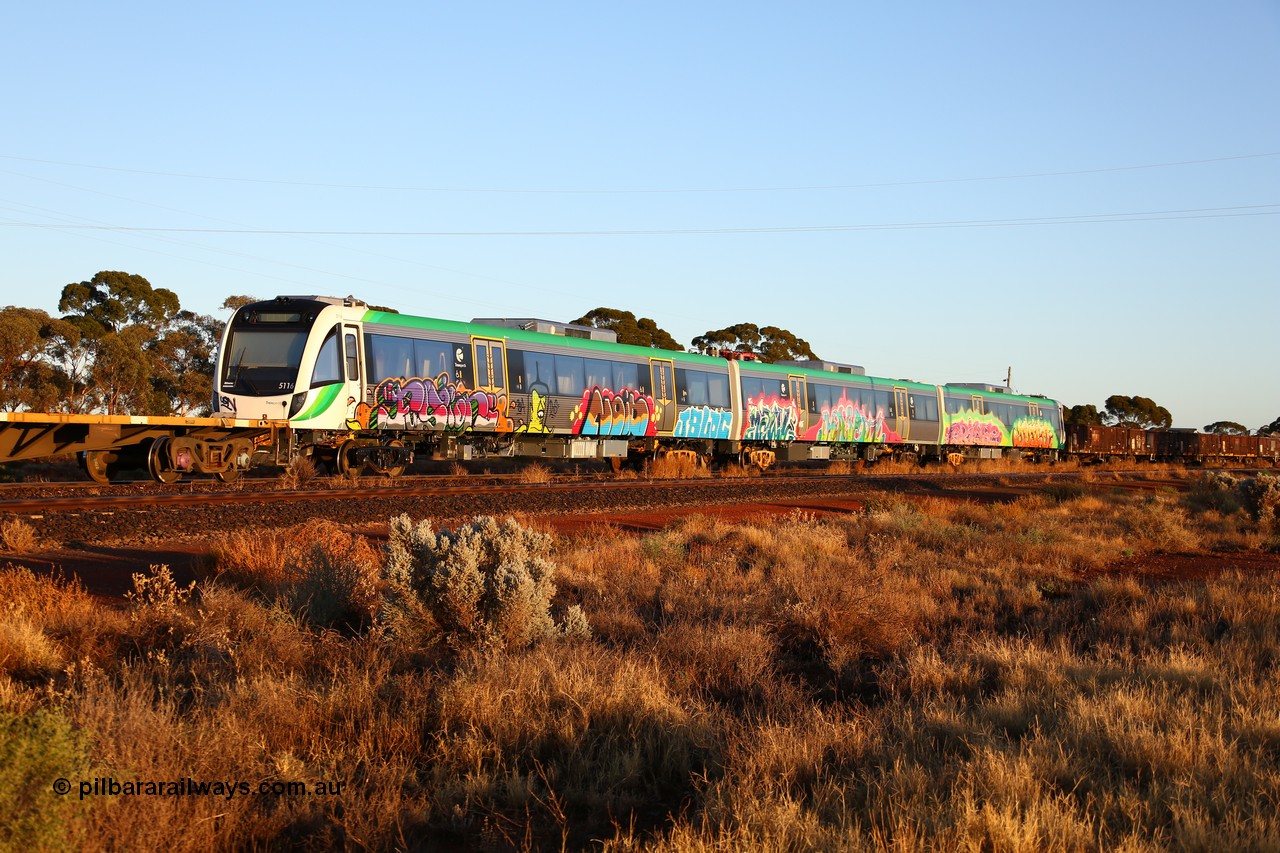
372;374;510;432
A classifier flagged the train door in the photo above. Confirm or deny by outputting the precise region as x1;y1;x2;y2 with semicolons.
342;324;364;416
649;358;675;433
788;374;808;437
893;387;911;441
472;337;509;432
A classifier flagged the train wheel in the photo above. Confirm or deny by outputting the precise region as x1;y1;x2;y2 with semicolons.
215;467;243;484
147;437;182;484
336;439;363;480
80;450;113;485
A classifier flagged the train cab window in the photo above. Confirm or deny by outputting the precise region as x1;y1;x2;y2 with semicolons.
311;328;343;387
614;361;640;391
554;355;585;396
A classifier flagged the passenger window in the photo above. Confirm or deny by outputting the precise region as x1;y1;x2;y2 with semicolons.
554;355;585;396
707;373;730;408
527;352;555;390
615;362;640;390
414;340;452;381
685;371;709;406
507;350;526;392
368;334;413;380
584;358;612;389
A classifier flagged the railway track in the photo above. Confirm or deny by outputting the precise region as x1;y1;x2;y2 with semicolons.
0;467;1260;601
2;462;1248;516
0;467;1220;548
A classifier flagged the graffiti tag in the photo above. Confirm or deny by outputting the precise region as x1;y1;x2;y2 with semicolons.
370;374;512;433
571;386;657;437
743;395;799;441
674;406;733;439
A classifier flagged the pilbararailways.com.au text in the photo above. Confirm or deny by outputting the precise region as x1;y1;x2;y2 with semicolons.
53;777;346;800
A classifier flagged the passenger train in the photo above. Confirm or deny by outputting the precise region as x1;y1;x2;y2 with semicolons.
211;295;1069;477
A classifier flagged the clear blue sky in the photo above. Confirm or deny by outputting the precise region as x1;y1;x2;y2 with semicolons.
2;2;1277;429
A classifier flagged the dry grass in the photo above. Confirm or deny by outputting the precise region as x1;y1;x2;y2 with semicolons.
646;454;712;480
517;462;553;484
824;458;856;475
3;477;1279;849
715;462;761;479
0;519;42;553
212;520;382;630
277;453;317;489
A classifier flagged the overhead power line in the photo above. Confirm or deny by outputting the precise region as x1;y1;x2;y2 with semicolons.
1;204;1276;236
1;152;1277;195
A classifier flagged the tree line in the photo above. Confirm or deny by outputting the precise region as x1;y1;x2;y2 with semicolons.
3;275;1274;435
0;272;226;416
1066;398;1278;436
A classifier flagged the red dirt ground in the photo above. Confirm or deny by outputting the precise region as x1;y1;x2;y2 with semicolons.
6;496;1279;600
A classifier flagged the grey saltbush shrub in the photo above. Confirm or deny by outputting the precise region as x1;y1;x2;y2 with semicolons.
383;514;588;652
1239;473;1280;526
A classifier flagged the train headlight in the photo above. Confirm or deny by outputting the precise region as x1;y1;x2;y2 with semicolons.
288;392;308;418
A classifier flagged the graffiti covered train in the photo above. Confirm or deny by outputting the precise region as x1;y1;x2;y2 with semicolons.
211;295;1067;476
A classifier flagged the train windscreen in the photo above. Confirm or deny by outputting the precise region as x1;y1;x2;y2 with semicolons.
220;329;310;396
